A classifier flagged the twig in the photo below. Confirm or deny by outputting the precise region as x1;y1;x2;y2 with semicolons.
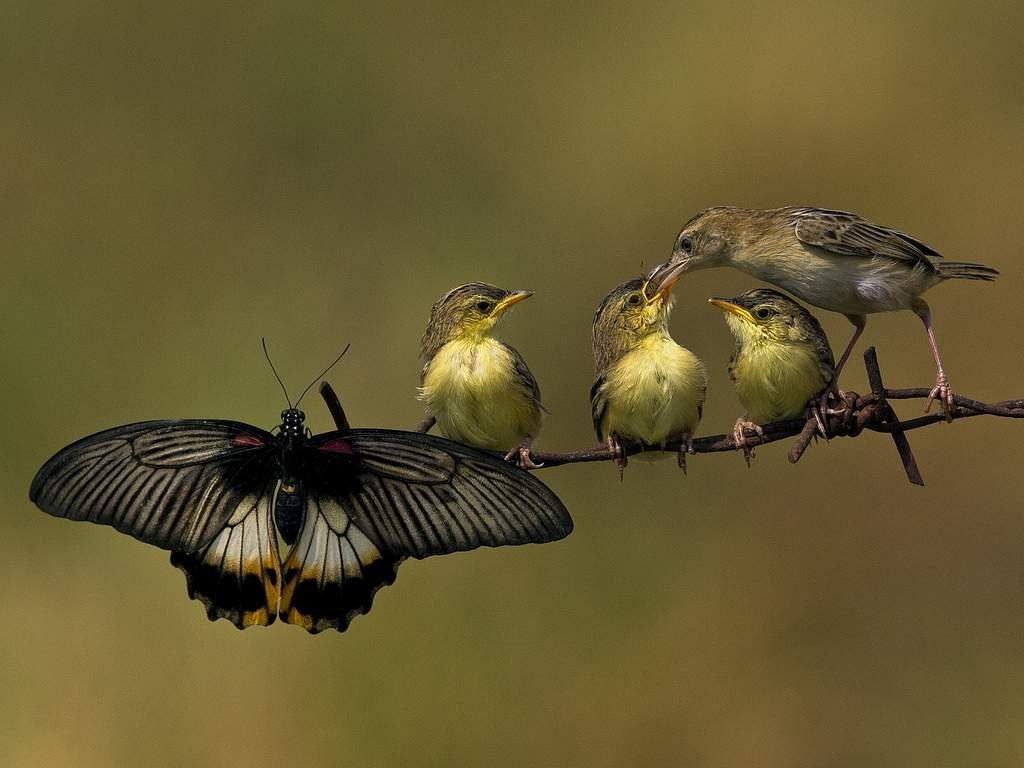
319;348;1024;485
318;381;350;432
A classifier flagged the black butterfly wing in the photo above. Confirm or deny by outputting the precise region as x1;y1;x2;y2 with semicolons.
278;429;572;633
29;420;276;553
342;430;573;554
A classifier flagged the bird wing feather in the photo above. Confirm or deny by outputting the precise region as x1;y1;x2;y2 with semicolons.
503;342;545;412
789;207;942;273
589;374;608;441
726;345;740;385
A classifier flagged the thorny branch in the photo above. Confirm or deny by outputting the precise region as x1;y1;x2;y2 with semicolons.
320;348;1024;487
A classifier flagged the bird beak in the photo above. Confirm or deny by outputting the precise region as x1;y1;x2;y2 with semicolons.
643;261;687;303
493;289;534;314
708;297;755;323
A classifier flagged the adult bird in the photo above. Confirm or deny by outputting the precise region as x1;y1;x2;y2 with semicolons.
591;263;707;472
709;288;834;462
419;282;544;468
652;206;998;416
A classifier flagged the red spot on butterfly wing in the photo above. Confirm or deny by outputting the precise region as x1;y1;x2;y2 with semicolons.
231;434;266;447
317;437;356;455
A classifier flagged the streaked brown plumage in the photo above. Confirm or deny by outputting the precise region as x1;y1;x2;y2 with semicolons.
652;206;998;416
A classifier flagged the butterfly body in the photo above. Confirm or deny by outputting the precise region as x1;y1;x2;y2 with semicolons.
273;478;305;545
30;408;571;634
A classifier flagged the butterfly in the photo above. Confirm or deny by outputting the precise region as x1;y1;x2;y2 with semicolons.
29;401;572;634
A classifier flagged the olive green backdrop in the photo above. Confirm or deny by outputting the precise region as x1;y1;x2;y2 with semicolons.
3;2;1023;766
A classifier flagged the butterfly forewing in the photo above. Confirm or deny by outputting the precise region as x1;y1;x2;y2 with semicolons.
336;429;573;557
30;420;276;552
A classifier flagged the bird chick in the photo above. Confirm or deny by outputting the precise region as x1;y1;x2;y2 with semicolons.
652;206;998;417
419;282;543;468
709;288;834;463
591;263;706;473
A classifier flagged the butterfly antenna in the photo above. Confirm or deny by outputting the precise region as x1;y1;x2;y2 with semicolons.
262;337;293;409
294;343;351;407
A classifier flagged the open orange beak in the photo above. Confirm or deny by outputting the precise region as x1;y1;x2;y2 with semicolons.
643;261;687;303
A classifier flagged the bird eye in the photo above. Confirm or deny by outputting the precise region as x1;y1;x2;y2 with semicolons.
626;293;643;307
755;307;772;320
476;300;493;313
679;236;693;254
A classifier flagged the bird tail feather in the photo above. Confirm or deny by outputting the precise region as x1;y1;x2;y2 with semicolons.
938;261;999;281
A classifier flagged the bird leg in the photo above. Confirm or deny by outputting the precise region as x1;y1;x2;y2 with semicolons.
913;301;954;420
676;431;695;474
816;314;866;416
505;437;544;469
732;418;764;467
606;433;627;477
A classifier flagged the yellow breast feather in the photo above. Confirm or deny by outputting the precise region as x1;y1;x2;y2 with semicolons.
731;341;828;424
419;338;541;451
599;334;706;447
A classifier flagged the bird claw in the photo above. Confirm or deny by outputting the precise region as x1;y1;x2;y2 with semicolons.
732;418;763;467
808;392;835;439
925;373;954;421
811;406;828;440
676;432;694;475
504;440;543;469
815;387;852;420
606;434;627;478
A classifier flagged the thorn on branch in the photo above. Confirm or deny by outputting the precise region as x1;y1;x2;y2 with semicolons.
786;416;820;465
863;347;924;486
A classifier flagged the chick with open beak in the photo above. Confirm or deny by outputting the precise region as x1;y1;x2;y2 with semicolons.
419;282;544;468
591;263;707;473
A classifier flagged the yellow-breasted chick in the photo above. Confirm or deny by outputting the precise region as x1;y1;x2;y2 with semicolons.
591;263;706;472
419;282;543;468
709;288;835;462
652;206;998;416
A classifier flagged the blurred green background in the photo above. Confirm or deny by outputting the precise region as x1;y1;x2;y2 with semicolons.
3;2;1024;766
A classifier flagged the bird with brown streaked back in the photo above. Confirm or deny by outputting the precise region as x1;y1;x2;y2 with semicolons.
419;282;544;468
651;206;998;416
709;288;835;464
591;262;707;473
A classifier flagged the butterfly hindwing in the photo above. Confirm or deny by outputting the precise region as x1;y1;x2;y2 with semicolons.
30;420;275;552
279;486;401;634
170;478;282;629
